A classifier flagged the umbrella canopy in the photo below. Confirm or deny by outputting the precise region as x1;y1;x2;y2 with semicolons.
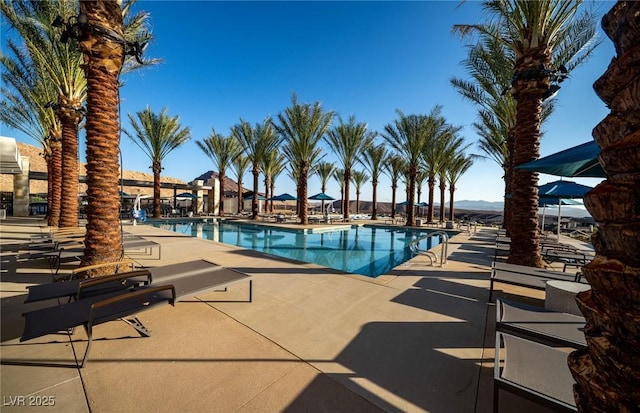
538;180;593;199
538;197;582;207
245;194;267;201
269;193;297;201
517;141;604;178
538;180;592;237
176;192;197;199
308;192;335;201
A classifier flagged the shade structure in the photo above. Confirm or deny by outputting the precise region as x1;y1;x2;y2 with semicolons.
269;193;297;201
517;141;604;178
245;194;267;201
0;136;23;174
308;192;335;201
538;180;592;237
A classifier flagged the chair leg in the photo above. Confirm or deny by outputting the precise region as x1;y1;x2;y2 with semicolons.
80;324;93;368
120;317;152;337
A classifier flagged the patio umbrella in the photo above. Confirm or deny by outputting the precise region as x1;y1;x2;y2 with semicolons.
538;180;593;237
245;194;267;201
517;141;604;178
308;192;335;201
176;192;197;199
269;193;297;201
538;197;582;234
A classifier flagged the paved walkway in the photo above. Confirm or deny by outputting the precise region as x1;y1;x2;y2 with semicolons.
1;217;574;412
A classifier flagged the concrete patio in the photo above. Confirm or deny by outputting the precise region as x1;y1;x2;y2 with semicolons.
1;216;580;412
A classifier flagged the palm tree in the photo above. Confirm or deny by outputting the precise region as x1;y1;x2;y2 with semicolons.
446;154;473;221
382;110;434;226
451;28;557;236
231;153;250;214
421;108;461;222
436;132;470;222
384;155;405;219
455;0;599;267
75;0;125;272
0;32;62;226
274;93;333;225
361;142;386;220
261;148;286;213
568;3;640;410
124;106;190;218
325;115;373;222
196;129;241;217
315;161;336;212
233;117;279;219
351;170;369;214
1;0;85;227
415;171;428;206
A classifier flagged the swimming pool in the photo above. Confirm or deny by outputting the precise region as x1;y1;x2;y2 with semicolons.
147;220;449;277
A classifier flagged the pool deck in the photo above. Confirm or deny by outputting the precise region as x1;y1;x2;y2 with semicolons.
0;216;584;412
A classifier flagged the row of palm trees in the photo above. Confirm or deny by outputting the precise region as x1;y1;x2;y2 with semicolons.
180;94;473;226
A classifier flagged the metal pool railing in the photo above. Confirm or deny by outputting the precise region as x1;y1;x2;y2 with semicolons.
409;230;449;267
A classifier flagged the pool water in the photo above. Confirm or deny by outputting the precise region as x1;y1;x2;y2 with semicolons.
148;220;447;277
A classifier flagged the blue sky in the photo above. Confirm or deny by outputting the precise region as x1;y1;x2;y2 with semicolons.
4;1;615;203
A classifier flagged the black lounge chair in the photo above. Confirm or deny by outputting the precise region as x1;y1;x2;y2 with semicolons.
494;332;578;412
25;259;252;304
489;261;586;301
496;299;586;350
21;284;176;367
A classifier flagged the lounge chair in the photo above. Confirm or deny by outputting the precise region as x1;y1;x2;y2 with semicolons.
496;299;586;349
21;283;176;367
489;261;586;301
494;332;578;412
25;259;252;304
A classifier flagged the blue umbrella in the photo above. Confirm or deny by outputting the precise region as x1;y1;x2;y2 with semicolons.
538;180;592;237
538;197;582;233
538;180;593;198
517;141;604;178
245;194;267;201
308;192;335;201
269;193;297;201
176;192;197;199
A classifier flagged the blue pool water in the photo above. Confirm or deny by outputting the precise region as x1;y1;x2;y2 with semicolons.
147;220;448;277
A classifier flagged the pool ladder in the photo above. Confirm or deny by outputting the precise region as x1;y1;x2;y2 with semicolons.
409;231;449;267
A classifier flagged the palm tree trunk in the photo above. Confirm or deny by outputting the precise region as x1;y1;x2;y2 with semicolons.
298;165;309;224
568;2;640;411
508;55;547;267
78;0;124;275
371;180;378;220
343;169;351;222
252;167;259;219
407;167;416;226
427;176;435;222
152;162;161;218
439;179;446;222
47;137;62;227
448;185;455;221
391;182;397;219
269;181;275;213
58;101;82;228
